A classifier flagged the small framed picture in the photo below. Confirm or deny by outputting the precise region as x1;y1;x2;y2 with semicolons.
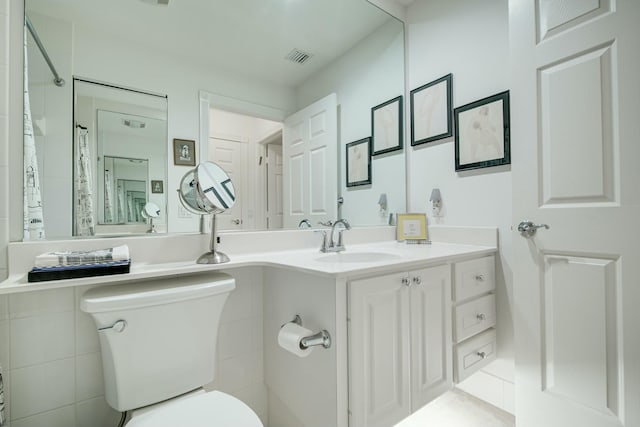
410;73;453;146
151;180;164;194
346;137;371;187
454;91;510;171
396;213;428;242
371;95;403;155
173;138;196;166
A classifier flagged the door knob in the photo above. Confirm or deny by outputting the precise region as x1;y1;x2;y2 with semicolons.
401;277;411;287
517;220;549;237
232;219;242;225
412;276;422;285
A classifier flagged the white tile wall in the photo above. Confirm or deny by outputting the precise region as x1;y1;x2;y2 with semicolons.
11;406;75;427
10;358;75;419
75;396;120;427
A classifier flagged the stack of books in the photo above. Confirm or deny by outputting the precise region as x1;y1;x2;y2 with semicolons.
28;245;131;282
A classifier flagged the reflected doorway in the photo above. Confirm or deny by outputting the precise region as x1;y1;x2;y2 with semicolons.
208;108;283;231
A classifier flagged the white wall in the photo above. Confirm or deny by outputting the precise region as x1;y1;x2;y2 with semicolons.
406;0;514;387
296;19;406;225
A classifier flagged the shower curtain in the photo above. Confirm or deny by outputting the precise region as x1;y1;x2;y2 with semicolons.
23;26;45;240
104;169;115;223
74;128;95;236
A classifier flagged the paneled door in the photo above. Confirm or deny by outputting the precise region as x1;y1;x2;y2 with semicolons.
510;1;640;426
283;93;337;228
266;142;283;229
209;136;245;230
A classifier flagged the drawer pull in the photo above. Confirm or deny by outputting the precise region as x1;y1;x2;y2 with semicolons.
401;277;411;287
412;276;422;285
476;313;486;321
476;351;487;359
475;274;485;281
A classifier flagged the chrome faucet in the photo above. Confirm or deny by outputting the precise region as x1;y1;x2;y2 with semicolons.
316;219;351;252
298;219;312;228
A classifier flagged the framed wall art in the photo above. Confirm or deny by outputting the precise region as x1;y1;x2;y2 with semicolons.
173;138;196;166
371;95;403;155
151;180;164;194
454;90;510;171
346;137;371;187
410;73;453;146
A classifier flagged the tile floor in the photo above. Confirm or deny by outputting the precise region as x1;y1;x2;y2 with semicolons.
395;388;515;427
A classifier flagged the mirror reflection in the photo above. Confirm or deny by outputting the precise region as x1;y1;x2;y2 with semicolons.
22;0;405;240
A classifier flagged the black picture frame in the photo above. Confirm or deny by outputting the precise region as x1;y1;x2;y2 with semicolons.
371;95;403;156
454;90;510;171
173;138;196;166
410;73;453;146
346;137;372;187
150;180;164;194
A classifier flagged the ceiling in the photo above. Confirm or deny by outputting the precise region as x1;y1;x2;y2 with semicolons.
27;0;398;88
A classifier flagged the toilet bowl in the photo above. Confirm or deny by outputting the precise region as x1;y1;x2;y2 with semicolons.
126;389;262;427
80;273;262;426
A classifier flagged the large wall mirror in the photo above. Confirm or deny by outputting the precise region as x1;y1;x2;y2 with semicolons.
22;0;405;240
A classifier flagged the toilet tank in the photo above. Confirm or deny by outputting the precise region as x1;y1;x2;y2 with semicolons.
80;272;235;412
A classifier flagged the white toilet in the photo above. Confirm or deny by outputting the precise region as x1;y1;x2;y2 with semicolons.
80;272;263;427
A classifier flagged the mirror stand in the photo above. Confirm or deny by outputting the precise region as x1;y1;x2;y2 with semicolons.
197;213;229;264
146;218;156;233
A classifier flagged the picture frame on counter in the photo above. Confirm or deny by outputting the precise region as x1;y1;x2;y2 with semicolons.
396;213;428;242
454;90;510;171
371;95;403;155
346;137;372;187
410;73;453;146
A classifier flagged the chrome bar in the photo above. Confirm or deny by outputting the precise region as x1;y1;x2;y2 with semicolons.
25;15;65;87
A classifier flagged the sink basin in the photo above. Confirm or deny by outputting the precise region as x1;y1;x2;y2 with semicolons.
314;251;401;263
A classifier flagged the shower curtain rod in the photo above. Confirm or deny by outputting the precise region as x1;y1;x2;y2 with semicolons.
25;15;65;87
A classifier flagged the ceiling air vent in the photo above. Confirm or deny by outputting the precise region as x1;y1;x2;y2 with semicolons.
285;48;312;65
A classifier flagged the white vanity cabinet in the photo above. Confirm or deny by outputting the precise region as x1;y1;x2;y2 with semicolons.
348;264;452;427
452;255;497;382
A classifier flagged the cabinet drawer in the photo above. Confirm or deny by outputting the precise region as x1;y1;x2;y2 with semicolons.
453;294;496;343
453;256;495;302
454;328;496;383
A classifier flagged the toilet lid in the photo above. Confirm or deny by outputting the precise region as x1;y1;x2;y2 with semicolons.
126;391;263;427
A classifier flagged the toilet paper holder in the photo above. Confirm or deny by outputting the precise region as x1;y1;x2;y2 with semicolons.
285;315;332;349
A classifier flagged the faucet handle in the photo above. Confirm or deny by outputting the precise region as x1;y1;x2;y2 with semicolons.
314;230;328;252
318;220;333;227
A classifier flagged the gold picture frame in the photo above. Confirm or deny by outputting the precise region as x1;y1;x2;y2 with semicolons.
396;213;428;241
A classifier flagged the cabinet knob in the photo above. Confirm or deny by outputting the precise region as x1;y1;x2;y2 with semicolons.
475;274;485;281
412;276;422;285
476;351;487;359
476;313;486;321
401;277;411;287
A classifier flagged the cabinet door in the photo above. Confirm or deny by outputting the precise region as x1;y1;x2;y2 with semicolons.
409;265;452;411
349;271;411;427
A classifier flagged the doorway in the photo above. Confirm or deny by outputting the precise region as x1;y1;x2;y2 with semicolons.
208;107;283;231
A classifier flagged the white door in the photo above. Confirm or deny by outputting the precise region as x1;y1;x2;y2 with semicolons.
410;265;452;410
209;137;245;231
266;143;283;229
511;2;640;426
283;93;338;228
349;271;411;427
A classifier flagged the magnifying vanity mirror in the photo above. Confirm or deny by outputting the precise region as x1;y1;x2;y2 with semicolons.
178;162;236;264
20;0;405;242
141;202;161;233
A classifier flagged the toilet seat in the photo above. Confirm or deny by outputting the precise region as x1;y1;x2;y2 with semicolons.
126;391;263;427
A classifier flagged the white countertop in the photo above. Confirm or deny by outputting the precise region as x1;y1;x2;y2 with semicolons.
0;240;496;295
